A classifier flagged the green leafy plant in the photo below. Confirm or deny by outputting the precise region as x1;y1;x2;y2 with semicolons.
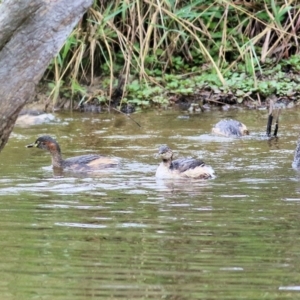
42;0;300;109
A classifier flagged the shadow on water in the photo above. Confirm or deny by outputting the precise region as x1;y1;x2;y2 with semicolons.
1;109;300;299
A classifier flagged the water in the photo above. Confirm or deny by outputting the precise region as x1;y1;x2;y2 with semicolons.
1;108;300;299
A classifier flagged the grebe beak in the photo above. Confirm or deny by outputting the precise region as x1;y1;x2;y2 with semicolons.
26;142;37;148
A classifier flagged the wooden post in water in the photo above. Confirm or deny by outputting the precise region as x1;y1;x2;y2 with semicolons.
266;97;281;137
266;100;274;137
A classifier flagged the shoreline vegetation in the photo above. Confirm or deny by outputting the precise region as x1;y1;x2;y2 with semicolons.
37;0;300;112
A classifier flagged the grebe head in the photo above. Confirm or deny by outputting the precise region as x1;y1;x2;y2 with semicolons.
158;145;173;160
26;135;61;154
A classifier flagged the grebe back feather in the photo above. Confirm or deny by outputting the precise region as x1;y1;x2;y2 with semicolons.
156;145;214;179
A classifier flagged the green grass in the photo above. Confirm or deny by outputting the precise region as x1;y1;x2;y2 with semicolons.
42;0;300;109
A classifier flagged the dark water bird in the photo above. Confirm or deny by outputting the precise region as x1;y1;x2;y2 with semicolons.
212;119;249;137
26;136;119;171
212;97;283;138
156;145;214;179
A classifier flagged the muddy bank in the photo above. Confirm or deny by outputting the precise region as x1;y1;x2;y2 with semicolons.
25;82;297;116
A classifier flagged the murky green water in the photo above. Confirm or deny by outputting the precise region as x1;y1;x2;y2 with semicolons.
1;108;300;299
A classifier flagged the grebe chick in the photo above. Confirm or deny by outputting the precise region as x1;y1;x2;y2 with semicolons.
16;110;55;126
212;119;249;137
156;145;214;179
26;135;119;171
